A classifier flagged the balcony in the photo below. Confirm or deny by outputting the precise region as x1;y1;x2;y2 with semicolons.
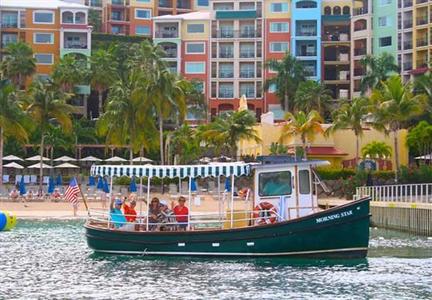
403;0;412;6
216;10;257;20
416;59;428;68
403;20;413;28
353;7;368;16
159;0;172;8
1;13;19;28
416;0;428;4
85;0;102;7
322;33;350;42
297;49;317;57
112;0;129;6
404;41;412;50
177;0;191;9
417;38;428;47
354;48;366;56
416;16;428;26
214;30;260;39
155;30;178;38
163;49;177;58
64;33;88;49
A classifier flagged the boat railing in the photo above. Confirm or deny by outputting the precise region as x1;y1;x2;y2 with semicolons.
87;208;285;231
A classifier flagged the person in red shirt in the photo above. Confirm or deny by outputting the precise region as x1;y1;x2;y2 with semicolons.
123;198;137;223
172;196;189;230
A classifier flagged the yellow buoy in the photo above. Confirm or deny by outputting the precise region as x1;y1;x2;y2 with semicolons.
3;211;17;231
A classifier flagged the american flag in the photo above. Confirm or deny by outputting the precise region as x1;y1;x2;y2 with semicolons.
65;177;80;205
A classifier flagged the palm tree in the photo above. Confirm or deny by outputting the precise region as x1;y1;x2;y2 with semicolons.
0;80;28;186
168;124;201;164
0;42;36;88
146;69;189;165
199;110;261;159
280;110;323;160
52;54;89;93
26;81;75;193
96;70;157;164
361;141;392;160
360;52;399;94
326;97;369;163
414;71;432;107
294;80;332;116
90;49;118;116
370;75;427;179
265;53;305;111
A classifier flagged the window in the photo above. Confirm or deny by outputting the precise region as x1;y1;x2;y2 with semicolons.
34;53;54;65
239;82;255;97
270;42;289;52
240;2;255;10
135;9;151;19
34;33;54;44
270;22;289;33
299;170;311;194
380;0;391;5
187;24;204;33
33;11;54;24
135;25;150;35
379;36;392;47
185;62;205;74
271;3;289;13
378;16;390;27
197;0;209;6
268;83;277;93
36;74;50;83
186;42;205;54
218;82;233;98
137;0;151;2
258;171;292;197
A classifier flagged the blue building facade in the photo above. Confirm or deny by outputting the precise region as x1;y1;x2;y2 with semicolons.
291;0;322;80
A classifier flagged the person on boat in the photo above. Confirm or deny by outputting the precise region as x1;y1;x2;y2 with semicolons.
109;198;127;229
148;197;164;230
123;198;137;223
171;196;189;230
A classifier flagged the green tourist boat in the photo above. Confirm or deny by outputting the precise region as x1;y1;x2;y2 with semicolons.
85;157;371;258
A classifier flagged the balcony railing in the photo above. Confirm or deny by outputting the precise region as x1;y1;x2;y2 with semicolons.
404;41;413;49
295;30;317;37
219;52;234;58
239;51;255;58
416;17;428;25
239;71;255;78
403;0;413;6
64;42;88;49
417;38;428;47
163;50;177;58
219;72;234;78
353;7;368;16
297;50;317;56
354;48;366;56
213;30;260;39
403;62;412;70
322;34;350;42
403;20;413;28
1;21;18;28
155;31;178;38
416;0;428;4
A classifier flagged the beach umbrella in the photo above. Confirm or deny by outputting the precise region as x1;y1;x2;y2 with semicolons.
132;156;153;163
3;162;24;169
80;155;102;162
105;156;127;162
48;177;55;194
25;155;50;162
88;176;95;187
224;177;231;192
190;178;197;192
130;177;137;192
97;176;104;190
27;162;52;169
54;162;80;169
103;178;110;193
54;155;76;162
19;176;26;196
56;175;62;186
3;155;23;161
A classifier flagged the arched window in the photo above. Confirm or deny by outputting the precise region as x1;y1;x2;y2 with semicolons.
62;11;73;23
333;6;341;15
75;12;86;24
324;6;331;15
343;6;350;15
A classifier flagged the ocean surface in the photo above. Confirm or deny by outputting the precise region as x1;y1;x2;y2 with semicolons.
0;220;431;300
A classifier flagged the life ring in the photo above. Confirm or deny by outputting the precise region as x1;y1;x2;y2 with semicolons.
253;202;277;225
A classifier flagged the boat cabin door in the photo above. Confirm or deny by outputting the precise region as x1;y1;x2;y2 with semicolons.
293;166;317;218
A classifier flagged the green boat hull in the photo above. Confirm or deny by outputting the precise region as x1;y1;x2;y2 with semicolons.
85;197;371;258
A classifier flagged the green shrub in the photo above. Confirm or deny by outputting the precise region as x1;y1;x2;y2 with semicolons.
400;165;432;183
373;171;395;181
316;167;356;180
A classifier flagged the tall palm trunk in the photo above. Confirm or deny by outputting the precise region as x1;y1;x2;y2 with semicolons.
302;136;307;160
159;117;164;165
284;93;289;112
98;90;103;117
355;134;360;165
393;130;399;182
39;135;45;195
0;127;3;186
129;144;133;165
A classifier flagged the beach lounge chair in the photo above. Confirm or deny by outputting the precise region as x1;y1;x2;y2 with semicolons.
43;176;49;184
25;175;32;184
2;175;9;184
15;175;22;185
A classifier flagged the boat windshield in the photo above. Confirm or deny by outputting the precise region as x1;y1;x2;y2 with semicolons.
258;171;292;197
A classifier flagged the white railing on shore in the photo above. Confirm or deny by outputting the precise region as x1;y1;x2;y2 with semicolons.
355;183;432;203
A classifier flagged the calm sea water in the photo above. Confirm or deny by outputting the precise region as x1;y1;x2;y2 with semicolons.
0;220;431;300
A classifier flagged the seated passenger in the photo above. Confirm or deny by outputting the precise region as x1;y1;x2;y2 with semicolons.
148;197;163;230
172;196;189;231
123;198;137;223
110;198;127;229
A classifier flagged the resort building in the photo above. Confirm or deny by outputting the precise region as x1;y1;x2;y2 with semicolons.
0;0;93;116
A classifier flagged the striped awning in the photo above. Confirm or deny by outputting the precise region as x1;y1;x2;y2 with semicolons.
90;163;251;178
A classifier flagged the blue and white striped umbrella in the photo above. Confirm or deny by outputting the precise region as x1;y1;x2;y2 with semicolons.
129;177;137;193
96;176;104;190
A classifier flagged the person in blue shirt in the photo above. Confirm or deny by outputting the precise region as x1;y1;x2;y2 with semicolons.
109;198;127;229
